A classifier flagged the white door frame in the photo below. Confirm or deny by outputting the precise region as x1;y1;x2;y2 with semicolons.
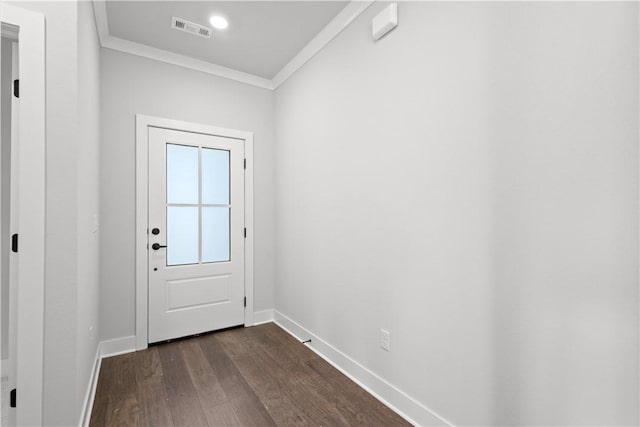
135;114;254;350
0;4;46;426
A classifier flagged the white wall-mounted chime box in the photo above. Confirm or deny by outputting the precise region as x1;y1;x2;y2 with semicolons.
372;3;398;41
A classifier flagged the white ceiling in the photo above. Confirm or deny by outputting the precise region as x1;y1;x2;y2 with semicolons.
104;1;349;80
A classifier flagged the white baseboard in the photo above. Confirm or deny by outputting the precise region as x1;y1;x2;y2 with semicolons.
252;309;274;325
79;335;137;426
81;316;451;427
100;335;136;358
79;344;101;427
273;310;454;427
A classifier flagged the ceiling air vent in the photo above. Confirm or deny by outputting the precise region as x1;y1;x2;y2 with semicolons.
171;16;212;39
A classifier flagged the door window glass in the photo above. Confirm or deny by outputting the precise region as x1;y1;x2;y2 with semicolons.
202;207;230;262
166;144;198;204
165;143;232;266
202;148;230;205
167;206;199;265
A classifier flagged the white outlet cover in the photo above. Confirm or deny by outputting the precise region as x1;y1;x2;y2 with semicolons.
372;3;398;41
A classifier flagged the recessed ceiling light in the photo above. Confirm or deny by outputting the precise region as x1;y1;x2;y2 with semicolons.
209;15;228;30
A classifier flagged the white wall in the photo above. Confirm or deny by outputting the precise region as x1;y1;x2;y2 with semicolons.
274;2;639;426
76;0;101;421
99;49;275;341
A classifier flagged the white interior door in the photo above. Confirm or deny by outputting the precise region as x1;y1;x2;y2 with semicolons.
148;127;245;343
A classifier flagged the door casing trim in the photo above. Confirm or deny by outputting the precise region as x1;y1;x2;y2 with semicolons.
135;114;254;350
1;5;46;425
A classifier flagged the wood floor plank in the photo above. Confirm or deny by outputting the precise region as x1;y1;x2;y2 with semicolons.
231;354;311;426
306;357;408;426
203;401;244;426
133;346;163;383
217;332;312;426
198;333;277;427
135;379;172;427
105;353;138;400
220;329;351;426
179;339;227;404
196;333;239;381
257;348;350;426
90;323;411;427
257;330;387;426
133;348;173;427
179;339;243;426
89;354;142;427
104;394;140;427
259;323;322;374
262;323;319;363
248;324;408;426
256;329;316;378
157;341;209;426
89;358;112;427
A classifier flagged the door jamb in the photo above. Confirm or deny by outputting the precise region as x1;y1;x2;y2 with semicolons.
0;5;46;425
135;114;254;350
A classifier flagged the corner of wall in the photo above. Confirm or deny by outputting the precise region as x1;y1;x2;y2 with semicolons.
273;311;453;427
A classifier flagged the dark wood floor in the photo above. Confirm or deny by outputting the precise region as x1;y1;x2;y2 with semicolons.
89;322;410;426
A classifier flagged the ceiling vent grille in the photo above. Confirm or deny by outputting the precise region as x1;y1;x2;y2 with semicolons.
171;17;212;39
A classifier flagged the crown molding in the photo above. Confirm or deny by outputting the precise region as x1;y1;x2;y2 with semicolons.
1;23;19;40
102;35;274;89
92;0;373;91
92;0;109;46
272;1;373;89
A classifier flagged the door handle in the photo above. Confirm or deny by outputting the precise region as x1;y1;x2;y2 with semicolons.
152;243;167;250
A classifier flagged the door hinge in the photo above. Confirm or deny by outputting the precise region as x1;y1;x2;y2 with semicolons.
10;388;16;408
244;228;246;238
244;158;246;169
11;234;18;253
244;296;247;307
13;79;18;98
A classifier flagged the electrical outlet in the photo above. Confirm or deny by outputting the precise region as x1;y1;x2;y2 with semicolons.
380;329;390;352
